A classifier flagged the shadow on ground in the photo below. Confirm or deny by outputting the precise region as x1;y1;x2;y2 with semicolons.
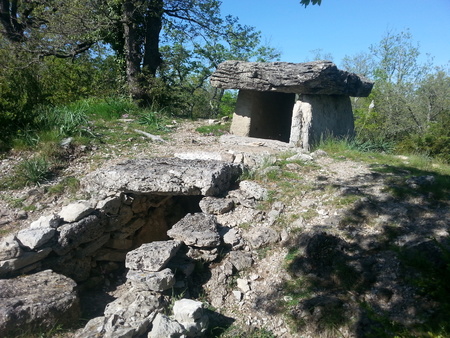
256;163;450;337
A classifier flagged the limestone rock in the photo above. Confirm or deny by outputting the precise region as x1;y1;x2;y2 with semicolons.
58;200;94;222
127;268;175;292
219;227;242;246
0;235;22;260
0;248;52;277
245;227;279;249
199;196;234;215
186;247;219;262
125;240;182;272
148;313;185;338
102;290;163;336
210;60;373;97
173;299;209;337
174;151;235;162
239;180;268;200
16;226;56;250
228;251;253;271
167;213;221;248
0;270;80;335
29;214;62;229
55;213;106;256
82;158;242;198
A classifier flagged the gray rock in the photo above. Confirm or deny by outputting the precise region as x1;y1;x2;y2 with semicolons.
96;196;122;216
16;226;56;250
0;248;52;277
58;200;94;223
55;213;106;256
287;153;314;162
29;214;62;229
173;299;209;337
216;205;264;228
186;247;219;262
0;235;22;260
228;251;253;271
82;158;242;198
103;290;163;336
0;270;79;335
148;313;185;338
127;268;175;292
167;213;221;248
210;60;373;97
220;227;242;246
125;240;182;272
199;196;234;215
239;180;268;200
174;151;235;162
245;227;279;249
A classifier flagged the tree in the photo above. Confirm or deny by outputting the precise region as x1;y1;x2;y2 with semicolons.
300;0;322;7
0;0;108;57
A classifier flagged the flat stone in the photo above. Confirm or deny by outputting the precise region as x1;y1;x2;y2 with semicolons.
167;213;221;248
0;248;52;277
125;240;182;272
210;60;373;97
199;197;234;215
126;268;175;292
0;270;79;335
82;158;242;198
16;226;56;250
239;180;268;200
58;200;94;223
174;151;235;162
29;214;62;229
55;214;106;256
245;227;279;249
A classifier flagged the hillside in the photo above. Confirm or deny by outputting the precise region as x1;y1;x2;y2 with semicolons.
1;119;450;337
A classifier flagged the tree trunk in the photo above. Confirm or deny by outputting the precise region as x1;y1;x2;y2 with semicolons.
143;0;163;76
123;0;146;103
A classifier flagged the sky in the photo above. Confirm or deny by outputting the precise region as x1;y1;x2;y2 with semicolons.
220;0;450;68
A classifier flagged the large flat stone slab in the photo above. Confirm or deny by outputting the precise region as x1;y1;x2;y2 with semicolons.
210;60;373;97
82;158;242;198
0;270;79;335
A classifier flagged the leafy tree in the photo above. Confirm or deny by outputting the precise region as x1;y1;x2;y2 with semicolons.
300;0;322;7
342;30;450;160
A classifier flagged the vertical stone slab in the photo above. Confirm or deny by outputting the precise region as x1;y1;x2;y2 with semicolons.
289;95;354;150
230;90;253;136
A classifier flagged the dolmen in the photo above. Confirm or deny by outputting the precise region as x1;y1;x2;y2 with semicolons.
210;60;373;150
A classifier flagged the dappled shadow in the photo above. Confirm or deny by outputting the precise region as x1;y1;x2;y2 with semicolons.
254;162;450;336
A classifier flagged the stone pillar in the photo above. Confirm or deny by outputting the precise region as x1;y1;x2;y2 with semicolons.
289;95;354;150
230;90;253;136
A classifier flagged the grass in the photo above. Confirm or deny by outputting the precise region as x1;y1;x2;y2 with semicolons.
0;98;176;190
196;122;230;136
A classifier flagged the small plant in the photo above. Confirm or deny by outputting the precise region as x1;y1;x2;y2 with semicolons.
196;123;230;136
138;111;171;133
16;156;52;186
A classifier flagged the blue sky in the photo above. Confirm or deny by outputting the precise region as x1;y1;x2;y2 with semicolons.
220;0;450;68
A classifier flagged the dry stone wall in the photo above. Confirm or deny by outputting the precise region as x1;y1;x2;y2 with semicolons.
0;158;246;335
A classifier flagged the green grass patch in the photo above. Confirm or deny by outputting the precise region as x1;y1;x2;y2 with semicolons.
196;123;230;136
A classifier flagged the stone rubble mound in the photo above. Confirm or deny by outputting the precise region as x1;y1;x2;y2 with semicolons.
0;156;280;336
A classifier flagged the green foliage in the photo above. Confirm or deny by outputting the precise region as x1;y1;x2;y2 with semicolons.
195;123;230;136
343;30;450;162
16;156;53;187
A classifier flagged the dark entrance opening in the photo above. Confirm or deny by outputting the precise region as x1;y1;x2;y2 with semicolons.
248;91;295;142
